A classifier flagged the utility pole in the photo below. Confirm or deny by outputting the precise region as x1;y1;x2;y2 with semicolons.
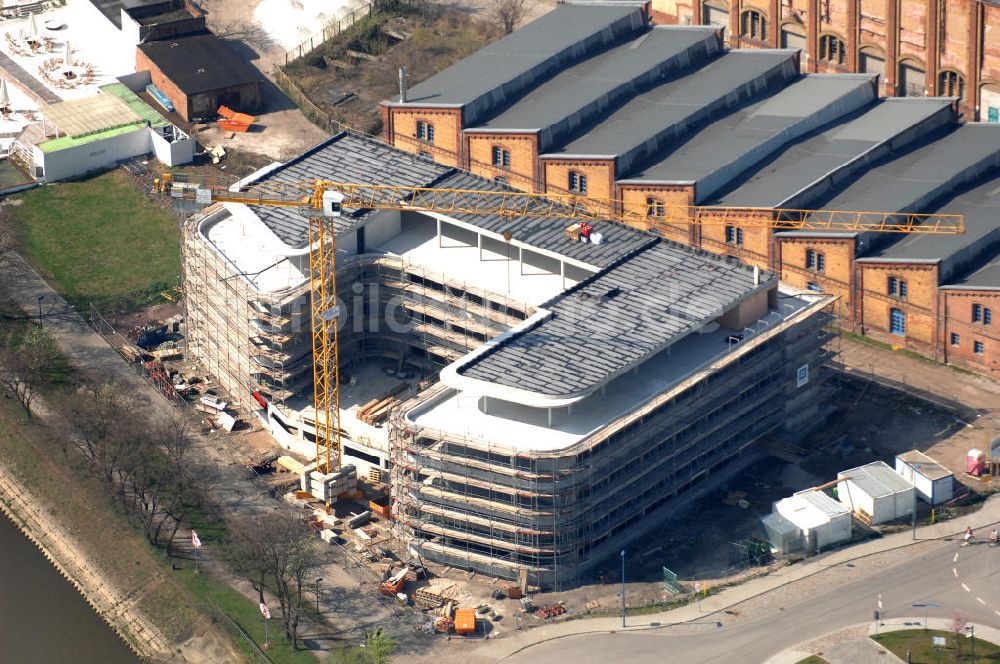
315;577;324;614
36;295;44;327
620;549;626;628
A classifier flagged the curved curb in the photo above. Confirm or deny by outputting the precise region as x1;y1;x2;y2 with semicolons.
494;522;1000;662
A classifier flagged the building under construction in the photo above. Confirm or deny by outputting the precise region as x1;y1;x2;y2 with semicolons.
181;129;832;589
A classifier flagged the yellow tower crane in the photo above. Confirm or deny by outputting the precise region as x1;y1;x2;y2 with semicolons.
155;172;964;477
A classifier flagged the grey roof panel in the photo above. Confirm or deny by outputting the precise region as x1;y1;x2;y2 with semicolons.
625;74;879;202
433;171;653;268
246;132;451;247
545;49;799;167
394;3;647;124
472;26;719;150
715;98;956;208
818;124;1000;216
945;252;1000;289
456;241;772;397
860;172;1000;281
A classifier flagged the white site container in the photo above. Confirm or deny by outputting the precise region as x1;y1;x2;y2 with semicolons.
774;489;851;552
837;461;915;525
895;450;954;505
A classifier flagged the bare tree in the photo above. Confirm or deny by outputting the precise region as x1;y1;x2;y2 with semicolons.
490;0;529;34
0;327;62;417
0;209;15;270
949;612;968;659
229;514;320;649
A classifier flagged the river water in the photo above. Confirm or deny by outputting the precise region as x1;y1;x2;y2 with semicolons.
0;511;138;663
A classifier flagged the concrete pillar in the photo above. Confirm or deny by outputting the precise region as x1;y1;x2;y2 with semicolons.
807;0;820;73
519;247;524;275
967;0;982;119
547;407;553;427
437;217;442;247
483;395;489;414
847;0;859;71
478;232;483;261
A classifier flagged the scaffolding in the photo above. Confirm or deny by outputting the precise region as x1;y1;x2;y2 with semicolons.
389;297;834;590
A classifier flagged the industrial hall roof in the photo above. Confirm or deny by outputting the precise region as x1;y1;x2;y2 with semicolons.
391;2;647;124
137;33;262;94
469;26;720;151
714;97;955;209
623;74;878;202
454;240;772;399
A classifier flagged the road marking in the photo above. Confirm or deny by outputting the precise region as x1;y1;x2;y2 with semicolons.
955;553;960;563
978;597;987;605
994;610;1000;617
963;583;972;592
954;568;960;577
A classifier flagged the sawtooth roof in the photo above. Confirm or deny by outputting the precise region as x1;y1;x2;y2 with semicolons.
715;97;956;208
393;2;647;124
454;240;773;398
624;74;879;202
470;26;720;151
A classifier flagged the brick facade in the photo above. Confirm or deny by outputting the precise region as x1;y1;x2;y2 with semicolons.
654;0;1000;119
464;132;539;192
940;289;1000;377
384;108;463;167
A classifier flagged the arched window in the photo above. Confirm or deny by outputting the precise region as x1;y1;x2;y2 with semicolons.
740;9;767;41
819;34;846;65
416;120;434;143
646;197;665;219
938;70;965;100
889;308;906;337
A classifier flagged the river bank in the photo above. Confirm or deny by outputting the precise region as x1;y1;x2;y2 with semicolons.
0;433;169;660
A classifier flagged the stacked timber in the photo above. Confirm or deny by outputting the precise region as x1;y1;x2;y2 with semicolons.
356;382;409;425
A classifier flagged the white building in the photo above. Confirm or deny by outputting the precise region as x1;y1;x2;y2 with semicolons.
773;489;852;552
837;461;915;525
895;450;953;505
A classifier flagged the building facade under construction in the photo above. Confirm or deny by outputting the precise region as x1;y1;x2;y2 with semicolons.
180;130;832;589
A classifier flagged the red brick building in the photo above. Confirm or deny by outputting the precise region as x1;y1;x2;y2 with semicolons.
136;33;262;122
649;0;1000;121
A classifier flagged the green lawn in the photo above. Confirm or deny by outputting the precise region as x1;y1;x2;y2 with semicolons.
872;629;1000;662
9;171;181;312
794;656;830;664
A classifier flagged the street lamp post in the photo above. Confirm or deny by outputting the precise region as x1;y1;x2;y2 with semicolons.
966;625;976;664
36;295;44;327
316;577;324;614
620;549;626;628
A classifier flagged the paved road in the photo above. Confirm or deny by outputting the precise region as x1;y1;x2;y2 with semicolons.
501;537;1000;663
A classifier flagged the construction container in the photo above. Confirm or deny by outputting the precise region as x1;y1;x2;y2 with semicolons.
895;450;954;505
837;461;915;525
454;608;477;635
774;489;851;552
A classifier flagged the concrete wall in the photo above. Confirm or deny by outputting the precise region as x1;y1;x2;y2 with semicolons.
149;125;194;166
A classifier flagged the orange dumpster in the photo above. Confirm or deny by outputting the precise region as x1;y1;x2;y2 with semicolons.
454;608;476;635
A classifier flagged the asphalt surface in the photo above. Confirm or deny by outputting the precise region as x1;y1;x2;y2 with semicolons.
510;537;1000;662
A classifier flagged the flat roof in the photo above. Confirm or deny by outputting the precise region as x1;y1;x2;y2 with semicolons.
411;290;822;450
810;124;1000;223
859;173;1000;279
715;98;954;208
545;49;798;161
244;132;653;269
42;93;144;138
897;450;953;481
100;82;170;127
623;74;878;202
840;461;913;498
137;33;261;94
450;240;774;400
471;26;718;148
395;3;645;117
943;253;1000;290
246;132;452;248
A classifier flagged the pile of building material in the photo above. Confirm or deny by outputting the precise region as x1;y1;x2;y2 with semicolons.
356;383;408;425
299;463;358;503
